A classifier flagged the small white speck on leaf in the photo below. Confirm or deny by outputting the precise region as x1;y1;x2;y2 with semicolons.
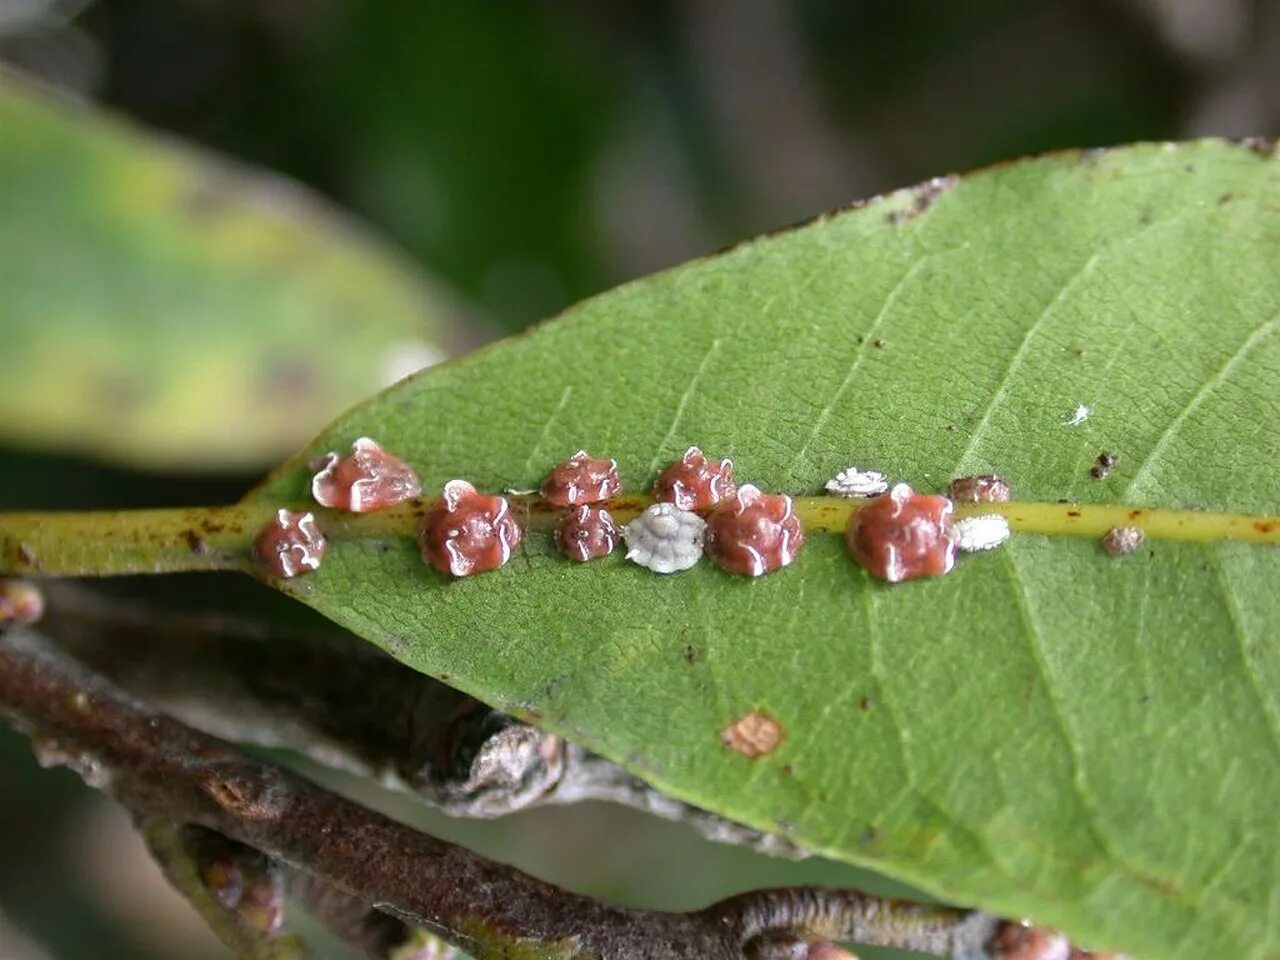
952;514;1011;553
825;466;889;498
624;503;705;574
1063;404;1092;426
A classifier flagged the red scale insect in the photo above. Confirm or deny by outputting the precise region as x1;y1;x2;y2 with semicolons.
844;483;956;583
311;437;422;512
653;446;736;511
705;484;804;577
541;450;621;506
254;509;326;579
419;480;522;577
555;505;620;562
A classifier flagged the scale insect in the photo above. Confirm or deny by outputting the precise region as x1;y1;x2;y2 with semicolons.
948;474;1011;504
951;514;1011;553
311;437;422;512
541;451;622;507
555;505;620;562
825;465;889;498
254;509;326;579
624;502;706;574
653;446;736;511
418;480;522;577
1100;525;1144;557
844;483;957;582
704;484;804;576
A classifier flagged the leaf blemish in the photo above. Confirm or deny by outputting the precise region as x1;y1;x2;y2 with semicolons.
721;710;783;758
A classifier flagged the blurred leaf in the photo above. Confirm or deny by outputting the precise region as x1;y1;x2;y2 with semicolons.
317;0;615;328
254;142;1280;959
0;69;473;472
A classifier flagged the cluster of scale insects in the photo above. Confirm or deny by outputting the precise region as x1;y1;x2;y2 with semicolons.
252;439;1143;582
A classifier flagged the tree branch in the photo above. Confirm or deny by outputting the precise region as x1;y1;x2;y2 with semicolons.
0;626;998;960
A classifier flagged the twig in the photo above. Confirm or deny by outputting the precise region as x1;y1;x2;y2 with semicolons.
0;626;997;960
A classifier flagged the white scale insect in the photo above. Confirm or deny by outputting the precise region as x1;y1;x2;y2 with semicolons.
825;465;889;498
950;513;1011;553
624;503;706;574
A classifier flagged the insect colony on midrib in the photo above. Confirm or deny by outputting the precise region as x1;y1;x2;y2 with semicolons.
253;437;1137;583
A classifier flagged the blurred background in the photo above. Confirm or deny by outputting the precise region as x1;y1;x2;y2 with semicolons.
0;1;1277;957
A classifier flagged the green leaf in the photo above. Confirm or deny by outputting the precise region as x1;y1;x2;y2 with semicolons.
253;141;1280;960
0;70;471;471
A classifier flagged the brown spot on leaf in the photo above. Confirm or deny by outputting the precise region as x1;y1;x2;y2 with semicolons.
684;645;699;665
872;338;886;348
1254;520;1277;534
182;530;210;555
859;696;875;712
721;711;783;759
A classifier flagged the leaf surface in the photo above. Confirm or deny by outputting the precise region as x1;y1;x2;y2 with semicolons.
0;71;470;470
254;141;1280;960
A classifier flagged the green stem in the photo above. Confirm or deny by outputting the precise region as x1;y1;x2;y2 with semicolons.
1;495;1277;578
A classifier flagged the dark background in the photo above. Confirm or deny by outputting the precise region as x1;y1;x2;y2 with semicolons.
1;2;1277;957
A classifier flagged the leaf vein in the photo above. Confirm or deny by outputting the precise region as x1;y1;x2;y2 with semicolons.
1123;313;1280;498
